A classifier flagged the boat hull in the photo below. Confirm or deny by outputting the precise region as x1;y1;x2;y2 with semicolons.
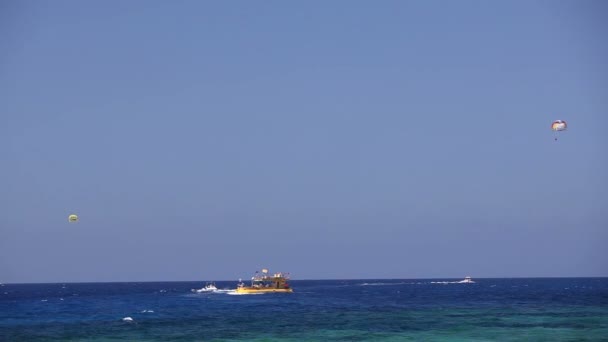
235;287;293;294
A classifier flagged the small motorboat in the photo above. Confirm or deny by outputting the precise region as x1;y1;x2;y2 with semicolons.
193;282;218;293
457;276;475;284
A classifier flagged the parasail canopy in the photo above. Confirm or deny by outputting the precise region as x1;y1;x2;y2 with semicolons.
551;120;567;131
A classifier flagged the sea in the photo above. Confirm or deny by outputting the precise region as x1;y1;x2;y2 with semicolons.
1;278;607;341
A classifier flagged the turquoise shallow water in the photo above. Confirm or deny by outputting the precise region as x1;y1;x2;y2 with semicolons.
1;278;607;341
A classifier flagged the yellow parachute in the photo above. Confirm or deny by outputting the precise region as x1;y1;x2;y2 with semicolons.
551;120;567;131
68;214;78;223
551;120;567;141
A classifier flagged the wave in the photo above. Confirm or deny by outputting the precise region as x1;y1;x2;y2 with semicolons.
359;281;429;286
191;288;235;294
226;291;263;295
358;282;417;286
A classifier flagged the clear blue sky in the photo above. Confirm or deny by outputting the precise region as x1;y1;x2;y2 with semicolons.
1;1;606;283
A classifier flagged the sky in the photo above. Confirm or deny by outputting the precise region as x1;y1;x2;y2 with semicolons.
1;0;607;283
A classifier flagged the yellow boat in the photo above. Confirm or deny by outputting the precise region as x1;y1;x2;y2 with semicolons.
235;268;293;294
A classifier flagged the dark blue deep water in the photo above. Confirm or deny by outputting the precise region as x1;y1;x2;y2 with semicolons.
1;278;607;341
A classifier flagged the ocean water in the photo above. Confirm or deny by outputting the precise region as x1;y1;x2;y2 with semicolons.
1;278;607;341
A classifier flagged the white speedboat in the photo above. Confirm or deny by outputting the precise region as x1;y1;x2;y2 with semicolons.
457;276;475;283
193;282;218;293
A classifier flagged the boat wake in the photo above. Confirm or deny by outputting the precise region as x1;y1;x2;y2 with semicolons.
191;288;234;294
431;277;475;284
227;291;263;295
358;282;417;286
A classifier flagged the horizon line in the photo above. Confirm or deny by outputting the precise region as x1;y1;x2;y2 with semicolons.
3;275;608;285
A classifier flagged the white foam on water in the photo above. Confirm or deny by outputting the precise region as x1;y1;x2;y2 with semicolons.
122;317;134;322
358;282;415;286
227;291;263;295
191;288;236;295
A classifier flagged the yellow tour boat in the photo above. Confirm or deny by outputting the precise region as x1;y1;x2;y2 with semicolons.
235;268;293;294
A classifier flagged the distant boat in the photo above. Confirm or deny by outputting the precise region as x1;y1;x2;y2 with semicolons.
235;268;293;294
457;276;475;284
193;282;218;293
